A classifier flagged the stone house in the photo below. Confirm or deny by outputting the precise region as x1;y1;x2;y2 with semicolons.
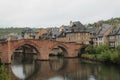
108;24;120;48
90;23;115;47
35;28;47;39
115;28;120;47
22;28;36;39
56;21;90;44
35;28;59;40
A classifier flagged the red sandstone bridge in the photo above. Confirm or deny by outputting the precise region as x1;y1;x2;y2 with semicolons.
0;39;84;63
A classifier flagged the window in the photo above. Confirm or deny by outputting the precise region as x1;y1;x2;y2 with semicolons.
118;35;120;39
99;37;102;41
109;36;114;39
110;42;115;47
66;29;68;31
118;42;120;45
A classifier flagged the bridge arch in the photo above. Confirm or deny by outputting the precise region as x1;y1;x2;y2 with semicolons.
50;43;68;57
77;45;87;57
10;41;41;63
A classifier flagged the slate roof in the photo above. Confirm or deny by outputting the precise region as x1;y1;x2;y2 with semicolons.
52;31;60;38
69;21;87;33
109;27;120;36
60;25;71;33
87;27;95;33
98;24;112;37
58;21;88;37
70;21;84;27
0;39;6;42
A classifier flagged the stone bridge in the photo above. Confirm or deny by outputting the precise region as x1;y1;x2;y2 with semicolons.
0;39;85;63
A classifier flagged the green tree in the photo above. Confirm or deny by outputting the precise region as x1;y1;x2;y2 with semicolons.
116;45;120;52
96;44;109;54
85;45;95;54
110;50;119;63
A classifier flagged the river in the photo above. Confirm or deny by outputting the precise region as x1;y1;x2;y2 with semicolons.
9;57;120;80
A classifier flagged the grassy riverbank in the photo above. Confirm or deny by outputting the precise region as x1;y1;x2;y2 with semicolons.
81;44;120;64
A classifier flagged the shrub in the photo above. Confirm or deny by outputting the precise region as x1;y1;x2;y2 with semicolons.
110;50;119;63
116;45;120;52
0;65;13;80
85;45;95;54
95;44;109;54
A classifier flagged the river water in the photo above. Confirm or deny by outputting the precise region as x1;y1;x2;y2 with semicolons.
10;57;120;80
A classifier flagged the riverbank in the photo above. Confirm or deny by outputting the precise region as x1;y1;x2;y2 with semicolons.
81;44;120;65
81;53;120;65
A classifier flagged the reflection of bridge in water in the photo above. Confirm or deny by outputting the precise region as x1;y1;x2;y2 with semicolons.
10;58;96;80
7;57;120;80
23;59;95;80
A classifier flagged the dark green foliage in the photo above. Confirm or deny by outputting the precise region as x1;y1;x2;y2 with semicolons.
85;45;95;54
116;45;120;52
87;17;120;27
0;28;38;38
95;44;109;54
57;52;64;57
0;28;23;38
49;52;64;57
0;65;13;80
82;44;120;64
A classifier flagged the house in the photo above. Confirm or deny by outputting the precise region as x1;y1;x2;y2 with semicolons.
115;25;120;47
21;28;36;39
59;25;71;33
90;23;115;47
46;27;59;40
108;24;120;48
56;21;90;44
7;33;18;41
35;28;47;39
35;27;59;40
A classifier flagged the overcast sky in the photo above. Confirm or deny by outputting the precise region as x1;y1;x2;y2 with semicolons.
0;0;120;28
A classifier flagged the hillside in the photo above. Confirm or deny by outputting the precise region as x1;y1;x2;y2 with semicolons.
0;28;38;38
87;17;120;27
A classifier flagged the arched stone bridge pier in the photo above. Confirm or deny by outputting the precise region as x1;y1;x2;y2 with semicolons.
0;39;84;63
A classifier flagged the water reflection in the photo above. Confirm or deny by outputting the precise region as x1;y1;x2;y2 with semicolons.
11;57;120;80
49;57;67;71
11;61;38;80
11;52;38;80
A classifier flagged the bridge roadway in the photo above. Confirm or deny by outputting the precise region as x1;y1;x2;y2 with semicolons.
0;39;84;63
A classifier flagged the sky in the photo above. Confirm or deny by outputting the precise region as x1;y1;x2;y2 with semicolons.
0;0;120;28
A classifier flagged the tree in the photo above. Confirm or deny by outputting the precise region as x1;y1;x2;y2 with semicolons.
95;44;109;54
116;45;120;52
85;45;95;54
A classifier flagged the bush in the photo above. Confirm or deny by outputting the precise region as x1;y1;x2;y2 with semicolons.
57;52;64;57
96;50;119;63
0;65;13;80
95;44;109;54
83;44;120;64
97;50;111;61
110;50;119;63
116;45;120;52
85;45;95;54
81;54;96;60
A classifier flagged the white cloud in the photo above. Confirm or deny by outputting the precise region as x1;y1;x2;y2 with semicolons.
0;0;120;28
